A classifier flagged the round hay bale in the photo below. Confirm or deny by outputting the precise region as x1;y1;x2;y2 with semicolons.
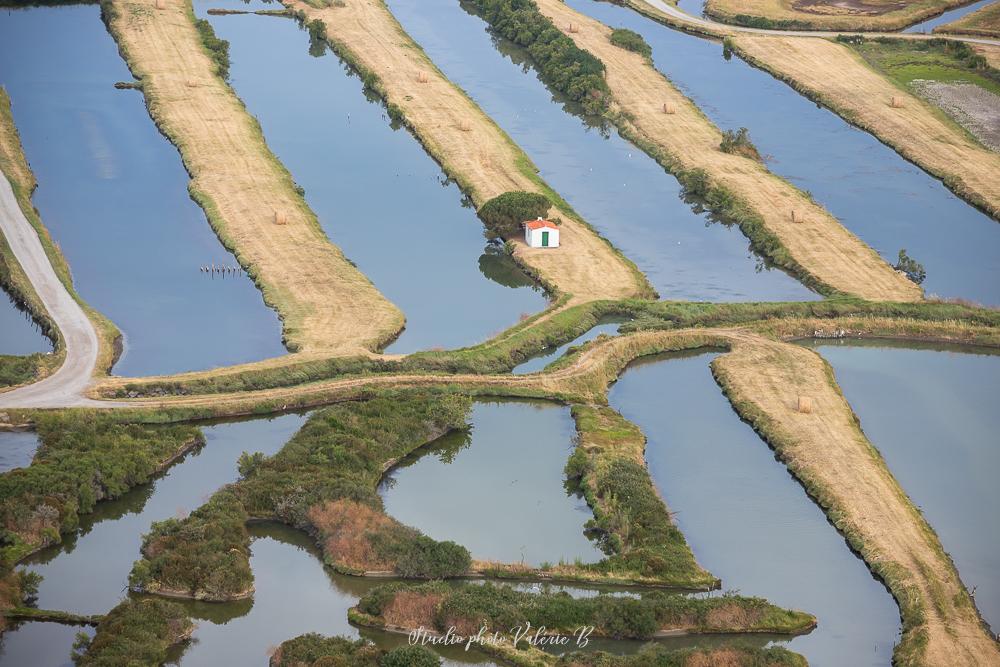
155;0;166;9
662;103;675;115
416;71;429;84
274;210;288;226
797;396;813;414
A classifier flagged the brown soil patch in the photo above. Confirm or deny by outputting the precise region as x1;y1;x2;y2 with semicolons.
284;0;651;303
704;602;763;629
732;34;1000;218
911;79;1000;151
307;499;397;571
536;0;921;302
383;591;443;629
106;0;404;355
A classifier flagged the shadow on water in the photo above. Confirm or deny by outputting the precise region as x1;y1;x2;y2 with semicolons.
195;0;548;354
380;400;605;567
567;0;1000;307
0;293;52;356
386;0;818;303
800;340;1000;631
608;350;901;666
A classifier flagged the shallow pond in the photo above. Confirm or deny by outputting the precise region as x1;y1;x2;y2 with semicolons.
802;340;1000;630
387;0;817;302
170;523;498;666
609;351;901;666
0;430;39;473
0;295;50;356
512;320;621;374
0;4;286;376
2;413;308;647
195;0;546;354
905;0;996;33
566;0;1000;306
381;400;604;567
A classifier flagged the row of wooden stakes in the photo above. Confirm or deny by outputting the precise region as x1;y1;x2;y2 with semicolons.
200;264;244;275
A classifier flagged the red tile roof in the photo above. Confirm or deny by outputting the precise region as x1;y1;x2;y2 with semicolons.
524;218;558;230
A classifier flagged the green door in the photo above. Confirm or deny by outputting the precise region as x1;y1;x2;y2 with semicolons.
541;231;549;247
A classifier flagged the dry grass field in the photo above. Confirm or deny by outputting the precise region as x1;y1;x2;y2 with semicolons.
536;0;922;302
106;0;405;356
732;34;1000;218
285;0;653;304
703;0;972;30
936;0;1000;37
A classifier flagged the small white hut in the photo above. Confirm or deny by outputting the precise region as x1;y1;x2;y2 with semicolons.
523;217;559;248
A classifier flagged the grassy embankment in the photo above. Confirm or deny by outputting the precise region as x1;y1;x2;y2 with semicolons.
348;581;814;664
850;36;1000;94
273;631;808;667
97;297;1000;402
0;413;202;569
71;597;194;666
101;0;405;355
285;0;654;305
127;393;725;599
128;394;473;600
270;634;440;667
728;33;1000;220
0;88;119;387
484;0;922;302
701;0;972;31
936;1;1000;37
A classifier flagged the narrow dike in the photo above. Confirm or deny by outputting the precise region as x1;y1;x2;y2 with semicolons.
0;3;289;378
196;0;548;354
386;0;818;303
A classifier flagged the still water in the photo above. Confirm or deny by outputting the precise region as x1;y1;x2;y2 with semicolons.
0;296;50;356
387;0;817;302
609;351;901;666
0;430;39;473
381;401;604;566
0;4;286;376
512;321;621;374
803;340;1000;631
905;0;997;33
195;0;546;354
567;0;1000;306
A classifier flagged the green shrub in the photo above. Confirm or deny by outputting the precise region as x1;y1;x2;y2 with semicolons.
719;127;761;161
381;645;441;667
268;633;440;667
478;191;551;239
194;18;230;79
610;28;651;59
894;249;926;285
72;598;192;666
472;0;610;114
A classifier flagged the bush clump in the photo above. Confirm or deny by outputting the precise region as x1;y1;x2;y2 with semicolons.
473;0;610;114
610;28;651;58
719;127;761;161
72;598;193;667
478;191;551;239
194;18;230;79
894;248;926;284
270;633;441;667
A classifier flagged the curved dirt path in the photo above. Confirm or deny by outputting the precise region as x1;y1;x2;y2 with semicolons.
0;175;103;408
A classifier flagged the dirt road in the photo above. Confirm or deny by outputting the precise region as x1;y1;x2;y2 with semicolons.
0;175;103;408
537;0;923;302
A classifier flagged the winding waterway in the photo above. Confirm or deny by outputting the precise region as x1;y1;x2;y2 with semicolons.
0;413;308;666
195;0;546;354
905;0;996;33
802;340;1000;631
609;351;901;666
381;400;604;566
0;4;286;376
565;0;1000;306
387;0;818;302
512;320;621;374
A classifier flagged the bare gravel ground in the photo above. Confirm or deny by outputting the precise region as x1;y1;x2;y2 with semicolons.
912;78;1000;151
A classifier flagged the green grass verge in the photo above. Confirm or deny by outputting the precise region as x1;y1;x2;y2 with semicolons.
566;405;718;589
271;633;440;667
